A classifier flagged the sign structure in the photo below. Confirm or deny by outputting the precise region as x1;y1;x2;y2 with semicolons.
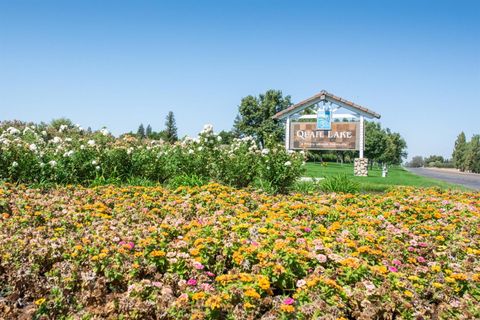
316;109;331;130
289;122;359;150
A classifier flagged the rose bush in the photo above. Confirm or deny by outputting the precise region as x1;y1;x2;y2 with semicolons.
0;121;304;192
0;184;479;319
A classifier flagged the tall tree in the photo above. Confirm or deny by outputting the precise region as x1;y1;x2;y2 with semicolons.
452;132;467;171
364;121;388;167
382;130;408;165
146;124;153;138
465;135;480;173
233;89;291;147
137;123;145;139
164;111;178;143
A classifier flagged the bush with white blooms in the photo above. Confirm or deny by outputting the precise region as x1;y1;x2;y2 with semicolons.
0;120;305;192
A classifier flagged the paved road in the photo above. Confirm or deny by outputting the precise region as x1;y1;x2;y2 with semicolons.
407;167;480;191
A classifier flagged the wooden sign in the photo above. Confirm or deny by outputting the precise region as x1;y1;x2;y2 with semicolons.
289;122;359;150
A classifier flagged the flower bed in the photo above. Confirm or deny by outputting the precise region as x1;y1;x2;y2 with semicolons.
0;184;479;319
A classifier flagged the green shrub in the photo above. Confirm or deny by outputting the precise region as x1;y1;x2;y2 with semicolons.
167;174;206;189
320;174;359;194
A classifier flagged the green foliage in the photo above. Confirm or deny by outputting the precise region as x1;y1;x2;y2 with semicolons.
233;89;291;147
146;124;153;138
137;123;146;139
453;132;468;171
256;144;305;193
465;135;480;173
365;121;407;166
0;121;305;193
164;111;178;143
167;173;206;189
320;174;360;194
408;156;424;168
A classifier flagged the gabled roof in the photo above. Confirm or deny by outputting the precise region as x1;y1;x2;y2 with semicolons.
272;90;381;120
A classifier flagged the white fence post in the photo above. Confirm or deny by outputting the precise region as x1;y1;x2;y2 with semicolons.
285;116;290;151
359;115;364;158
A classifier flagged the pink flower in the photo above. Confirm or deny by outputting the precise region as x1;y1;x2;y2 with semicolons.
392;259;402;266
388;266;398;272
193;261;204;270
418;242;428;247
119;241;135;250
417;256;426;263
407;246;415;252
303;227;312;233
205;271;215;277
316;254;327;263
283;297;295;305
187;279;197;286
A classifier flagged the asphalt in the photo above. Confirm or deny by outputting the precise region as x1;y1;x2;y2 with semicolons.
407;167;480;191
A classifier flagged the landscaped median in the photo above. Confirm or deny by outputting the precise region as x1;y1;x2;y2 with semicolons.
1;183;479;319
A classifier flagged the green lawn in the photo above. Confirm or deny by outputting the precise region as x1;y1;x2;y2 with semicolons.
304;162;468;192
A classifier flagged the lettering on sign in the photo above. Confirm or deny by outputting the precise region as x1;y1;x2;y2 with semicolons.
290;122;359;150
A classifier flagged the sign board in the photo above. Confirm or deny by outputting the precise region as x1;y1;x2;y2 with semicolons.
316;109;331;130
289;122;359;150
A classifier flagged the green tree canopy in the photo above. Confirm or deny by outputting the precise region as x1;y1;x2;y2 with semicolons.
365;122;407;166
465;134;480;173
452;132;467;171
146;124;153;138
164;111;178;143
137;123;145;139
233;89;291;147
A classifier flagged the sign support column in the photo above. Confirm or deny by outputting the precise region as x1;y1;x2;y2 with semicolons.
359;115;364;158
285;116;290;150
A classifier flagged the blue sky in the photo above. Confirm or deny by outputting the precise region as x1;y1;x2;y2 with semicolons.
1;0;479;160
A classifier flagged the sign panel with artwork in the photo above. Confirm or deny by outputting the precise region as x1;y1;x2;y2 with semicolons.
289;122;359;150
316;109;331;130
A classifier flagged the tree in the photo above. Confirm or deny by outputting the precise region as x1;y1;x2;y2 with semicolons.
364;121;388;167
424;155;445;167
137;124;146;139
218;130;235;145
452;132;467;171
408;156;424;168
233;89;291;147
381;130;408;165
465;135;480;173
146;124;153;138
164;111;178;143
365;122;407;167
50;118;73;130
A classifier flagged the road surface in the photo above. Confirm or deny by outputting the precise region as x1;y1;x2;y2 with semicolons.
407;167;480;191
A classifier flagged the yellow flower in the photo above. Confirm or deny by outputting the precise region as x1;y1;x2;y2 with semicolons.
205;295;222;309
258;227;268;234
431;265;441;272
190;248;200;256
244;288;261;299
404;290;414;298
150;250;166;257
258;276;270;290
35;297;46;305
192;292;206;300
432;282;443;288
451;273;467;281
280;304;295;313
244;302;255;309
445;277;456;283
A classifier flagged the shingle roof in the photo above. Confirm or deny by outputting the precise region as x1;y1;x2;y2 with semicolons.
272;90;381;120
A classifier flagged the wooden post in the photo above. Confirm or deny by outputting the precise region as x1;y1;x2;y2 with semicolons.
359;115;364;158
285;116;290;150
